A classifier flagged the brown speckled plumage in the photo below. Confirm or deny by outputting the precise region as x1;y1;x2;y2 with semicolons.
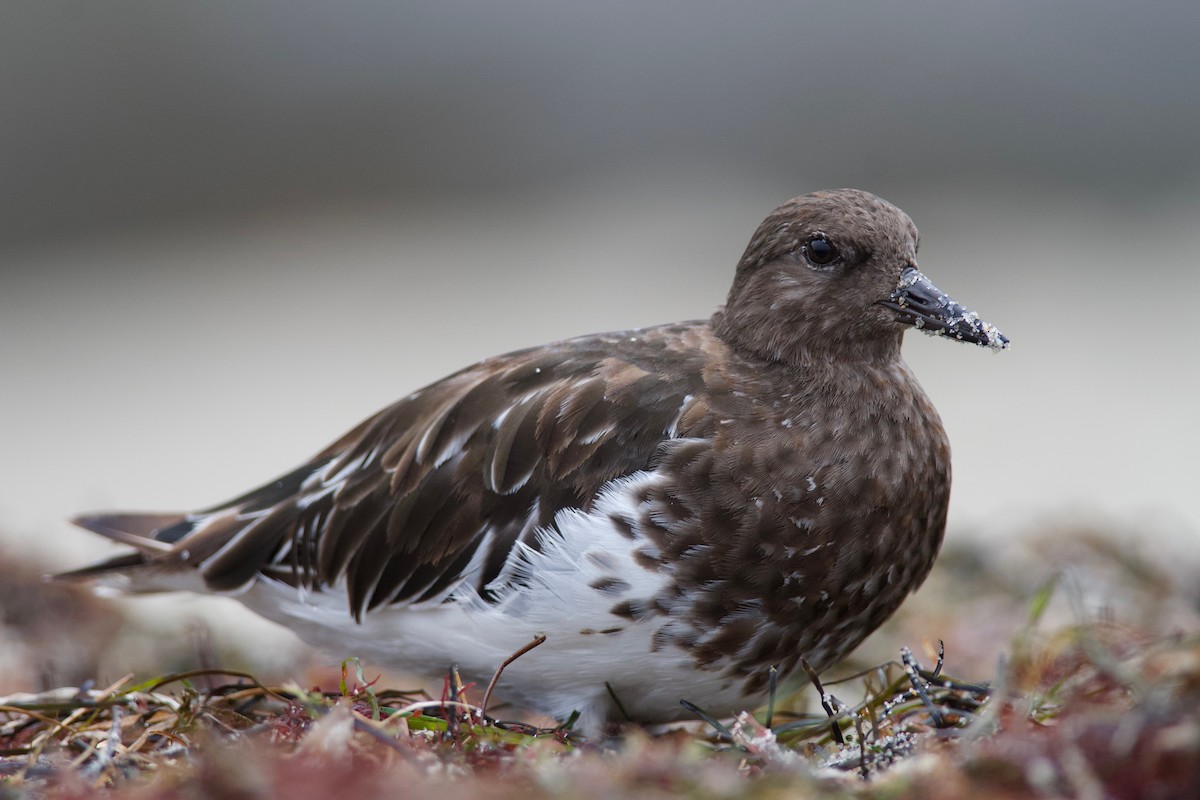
65;189;1006;732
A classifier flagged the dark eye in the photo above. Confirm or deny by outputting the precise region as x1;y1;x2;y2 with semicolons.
803;236;841;267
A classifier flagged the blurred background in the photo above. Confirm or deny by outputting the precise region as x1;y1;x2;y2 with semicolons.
2;2;1198;689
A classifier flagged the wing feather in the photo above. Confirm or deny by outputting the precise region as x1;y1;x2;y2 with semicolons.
483;392;541;494
68;323;716;616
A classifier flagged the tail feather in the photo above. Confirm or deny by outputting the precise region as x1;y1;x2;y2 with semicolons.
70;512;186;553
58;511;207;592
54;551;149;581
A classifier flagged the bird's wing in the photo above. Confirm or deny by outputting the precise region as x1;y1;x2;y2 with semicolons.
69;324;713;618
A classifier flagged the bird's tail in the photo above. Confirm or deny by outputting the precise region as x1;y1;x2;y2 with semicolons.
56;511;198;592
60;459;335;593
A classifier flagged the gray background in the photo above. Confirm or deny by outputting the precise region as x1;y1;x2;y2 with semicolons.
3;3;1198;657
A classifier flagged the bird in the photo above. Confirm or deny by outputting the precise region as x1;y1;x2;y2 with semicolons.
63;188;1008;734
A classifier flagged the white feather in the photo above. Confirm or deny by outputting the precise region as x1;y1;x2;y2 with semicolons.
234;468;748;732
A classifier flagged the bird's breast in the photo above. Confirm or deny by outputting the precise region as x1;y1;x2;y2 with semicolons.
652;359;952;678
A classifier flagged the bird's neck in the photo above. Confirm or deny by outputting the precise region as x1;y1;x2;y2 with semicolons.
709;306;903;374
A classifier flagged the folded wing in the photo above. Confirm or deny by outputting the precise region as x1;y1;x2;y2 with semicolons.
66;326;709;620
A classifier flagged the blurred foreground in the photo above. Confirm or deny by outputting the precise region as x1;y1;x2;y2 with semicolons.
3;522;1197;797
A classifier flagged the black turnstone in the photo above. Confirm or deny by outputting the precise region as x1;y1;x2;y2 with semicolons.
65;189;1008;733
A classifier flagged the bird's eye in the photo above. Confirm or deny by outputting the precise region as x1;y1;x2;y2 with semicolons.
803;236;841;267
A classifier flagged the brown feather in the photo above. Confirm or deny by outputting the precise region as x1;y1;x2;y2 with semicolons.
70;512;182;553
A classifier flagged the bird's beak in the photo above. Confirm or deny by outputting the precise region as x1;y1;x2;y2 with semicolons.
878;267;1009;350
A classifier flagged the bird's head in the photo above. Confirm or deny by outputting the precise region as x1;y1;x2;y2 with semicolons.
716;188;1008;365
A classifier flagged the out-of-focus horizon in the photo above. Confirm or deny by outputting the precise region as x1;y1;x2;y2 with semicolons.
4;1;1198;591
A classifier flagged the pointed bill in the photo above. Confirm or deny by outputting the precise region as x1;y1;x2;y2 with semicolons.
879;267;1009;350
